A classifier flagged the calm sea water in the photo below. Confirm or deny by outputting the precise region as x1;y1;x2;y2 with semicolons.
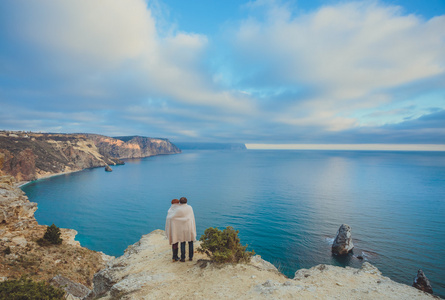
22;150;445;297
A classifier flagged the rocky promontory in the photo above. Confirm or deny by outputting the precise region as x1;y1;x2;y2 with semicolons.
0;131;181;181
86;135;181;159
87;230;437;300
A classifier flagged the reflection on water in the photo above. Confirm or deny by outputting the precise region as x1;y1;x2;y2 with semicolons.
22;150;445;297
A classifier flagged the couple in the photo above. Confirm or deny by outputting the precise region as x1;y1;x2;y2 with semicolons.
165;197;196;262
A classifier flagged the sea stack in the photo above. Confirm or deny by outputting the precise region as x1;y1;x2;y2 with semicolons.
413;270;433;294
332;224;354;255
105;165;112;172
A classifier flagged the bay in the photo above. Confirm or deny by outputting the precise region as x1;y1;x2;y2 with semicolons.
21;150;445;297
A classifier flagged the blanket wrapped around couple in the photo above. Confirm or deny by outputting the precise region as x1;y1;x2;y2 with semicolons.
165;204;197;245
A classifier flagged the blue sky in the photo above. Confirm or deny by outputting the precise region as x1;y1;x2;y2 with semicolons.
0;0;444;145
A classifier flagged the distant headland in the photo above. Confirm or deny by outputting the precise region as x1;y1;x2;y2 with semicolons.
0;131;181;182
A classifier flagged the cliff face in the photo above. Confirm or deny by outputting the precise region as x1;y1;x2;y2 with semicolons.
87;135;181;159
87;230;436;300
0;175;110;290
0;131;181;181
0;132;122;181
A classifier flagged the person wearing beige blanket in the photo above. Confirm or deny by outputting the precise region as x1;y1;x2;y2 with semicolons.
165;197;197;262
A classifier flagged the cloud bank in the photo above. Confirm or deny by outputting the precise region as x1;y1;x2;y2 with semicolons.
0;0;444;143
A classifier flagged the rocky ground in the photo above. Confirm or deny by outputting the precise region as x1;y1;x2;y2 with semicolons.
0;175;111;293
90;230;438;300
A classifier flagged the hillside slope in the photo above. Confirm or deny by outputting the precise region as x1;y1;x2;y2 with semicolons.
0;132;123;181
0;175;111;291
0;131;181;181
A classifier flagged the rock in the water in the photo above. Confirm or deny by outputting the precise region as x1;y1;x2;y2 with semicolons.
413;269;433;294
105;165;112;172
331;224;354;255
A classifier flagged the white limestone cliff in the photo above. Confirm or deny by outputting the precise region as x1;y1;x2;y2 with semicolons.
88;230;437;300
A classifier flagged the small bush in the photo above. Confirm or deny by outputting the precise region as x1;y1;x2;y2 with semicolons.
0;277;65;300
3;247;11;255
37;224;63;246
197;226;255;263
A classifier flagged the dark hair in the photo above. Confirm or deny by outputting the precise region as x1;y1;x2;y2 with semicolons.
171;199;179;204
179;197;187;204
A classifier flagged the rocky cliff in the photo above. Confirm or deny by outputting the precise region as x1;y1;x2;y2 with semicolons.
87;230;437;300
0;175;111;294
0;131;123;181
0;131;181;181
86;135;181;159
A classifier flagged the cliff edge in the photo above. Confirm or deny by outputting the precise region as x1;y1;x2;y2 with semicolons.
89;230;437;300
0;175;111;290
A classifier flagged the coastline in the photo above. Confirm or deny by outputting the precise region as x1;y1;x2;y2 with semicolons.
3;172;441;299
16;169;83;188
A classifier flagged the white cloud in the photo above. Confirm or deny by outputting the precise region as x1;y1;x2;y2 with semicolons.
3;0;253;113
232;1;445;129
12;0;156;69
1;0;444;143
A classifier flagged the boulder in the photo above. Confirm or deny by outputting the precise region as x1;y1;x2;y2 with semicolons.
105;165;112;172
331;224;354;255
49;275;91;299
413;269;433;294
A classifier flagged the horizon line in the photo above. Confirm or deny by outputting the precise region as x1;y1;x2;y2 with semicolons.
245;144;445;151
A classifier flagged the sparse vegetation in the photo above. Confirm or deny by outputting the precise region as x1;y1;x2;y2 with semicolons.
3;247;11;255
37;224;63;246
197;226;254;263
0;277;65;300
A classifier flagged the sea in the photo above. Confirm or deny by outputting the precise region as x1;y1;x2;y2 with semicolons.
21;150;445;297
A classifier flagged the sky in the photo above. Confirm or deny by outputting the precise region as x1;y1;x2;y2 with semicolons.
0;0;444;145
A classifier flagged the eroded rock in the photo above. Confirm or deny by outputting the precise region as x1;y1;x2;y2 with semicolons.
49;275;91;299
332;224;354;255
413;269;433;294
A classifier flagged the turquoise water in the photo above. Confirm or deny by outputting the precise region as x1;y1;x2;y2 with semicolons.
22;150;445;297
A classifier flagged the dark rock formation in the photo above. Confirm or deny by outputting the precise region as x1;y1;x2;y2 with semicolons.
105;165;113;172
87;134;181;159
413;270;433;294
331;224;354;255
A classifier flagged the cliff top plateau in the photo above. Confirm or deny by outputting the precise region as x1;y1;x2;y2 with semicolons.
89;229;438;299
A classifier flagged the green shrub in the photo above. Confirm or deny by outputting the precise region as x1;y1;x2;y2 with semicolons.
3;247;11;255
37;224;63;246
0;277;65;300
197;226;255;263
